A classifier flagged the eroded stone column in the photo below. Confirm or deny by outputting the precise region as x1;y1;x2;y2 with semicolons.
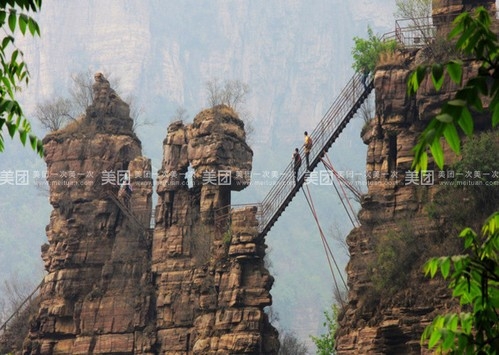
152;105;278;354
24;74;155;355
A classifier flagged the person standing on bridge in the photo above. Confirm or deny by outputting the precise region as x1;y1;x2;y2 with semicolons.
303;131;312;170
292;148;301;182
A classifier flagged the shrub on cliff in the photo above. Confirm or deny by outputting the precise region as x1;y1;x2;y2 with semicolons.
371;223;420;295
427;130;499;233
311;304;338;355
351;27;398;74
35;70;149;133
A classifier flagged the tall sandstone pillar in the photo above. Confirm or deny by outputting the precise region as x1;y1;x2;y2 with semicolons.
24;81;279;354
153;105;279;354
24;74;155;354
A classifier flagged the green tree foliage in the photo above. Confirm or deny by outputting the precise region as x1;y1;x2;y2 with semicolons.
311;304;338;355
0;0;43;156
407;7;499;171
422;213;499;353
407;7;499;353
351;27;397;74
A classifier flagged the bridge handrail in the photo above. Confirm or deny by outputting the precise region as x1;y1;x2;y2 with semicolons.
255;17;446;236
0;280;43;334
257;72;371;235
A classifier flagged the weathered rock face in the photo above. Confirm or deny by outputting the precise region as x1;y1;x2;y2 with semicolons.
432;0;496;36
24;74;155;354
153;106;279;354
335;64;458;354
25;80;277;354
336;3;496;353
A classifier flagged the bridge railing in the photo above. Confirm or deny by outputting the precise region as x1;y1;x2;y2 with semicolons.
0;281;43;335
253;17;447;236
257;72;372;236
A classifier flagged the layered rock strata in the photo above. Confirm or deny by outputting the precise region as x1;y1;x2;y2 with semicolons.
24;74;155;354
24;87;278;354
153;106;278;354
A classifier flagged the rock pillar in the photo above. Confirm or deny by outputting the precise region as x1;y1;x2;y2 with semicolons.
152;105;278;354
24;74;155;354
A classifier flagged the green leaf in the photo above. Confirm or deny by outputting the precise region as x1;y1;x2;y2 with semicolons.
6;120;16;138
36;139;44;156
428;328;442;348
407;71;421;96
442;330;455;350
18;14;27;35
416;65;427;87
452;280;469;299
447;60;463;85
18;127;27;145
436;113;454;123
2;76;12;91
29;134;36;150
447;99;466;107
458;107;474;136
492;105;499;127
443;123;461;154
11;49;18;65
425;259;439;278
8;10;17;33
1;35;13;50
449;14;465;39
456;86;483;112
461;313;473;334
455;26;475;52
448;314;459;332
482;212;499;236
28;18;40;36
430;139;444;169
468;76;488;95
460;227;476;248
432;64;445;91
418;150;428;172
0;10;7;26
440;257;451;279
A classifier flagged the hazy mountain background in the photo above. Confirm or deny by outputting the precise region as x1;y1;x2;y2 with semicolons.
0;0;396;349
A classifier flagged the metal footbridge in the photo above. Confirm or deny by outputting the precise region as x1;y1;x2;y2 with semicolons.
255;73;373;238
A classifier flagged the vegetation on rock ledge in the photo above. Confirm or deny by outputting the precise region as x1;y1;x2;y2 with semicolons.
408;7;499;354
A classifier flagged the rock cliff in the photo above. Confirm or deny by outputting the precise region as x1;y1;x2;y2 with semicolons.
153;105;277;354
336;1;496;353
24;76;277;354
23;73;155;354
